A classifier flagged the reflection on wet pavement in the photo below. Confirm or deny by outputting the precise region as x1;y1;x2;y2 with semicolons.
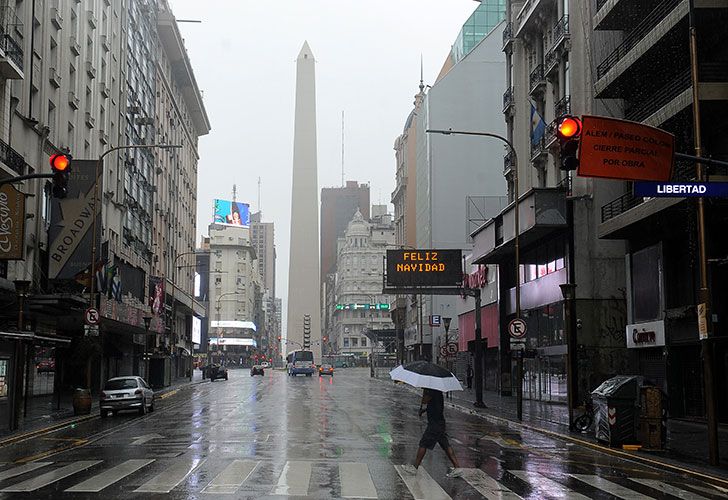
0;368;725;499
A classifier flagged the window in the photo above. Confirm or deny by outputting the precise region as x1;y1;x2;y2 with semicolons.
343;338;350;348
631;243;662;322
352;338;358;347
361;338;367;347
0;359;8;398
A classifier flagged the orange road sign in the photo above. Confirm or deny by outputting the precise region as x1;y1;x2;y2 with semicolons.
578;115;675;181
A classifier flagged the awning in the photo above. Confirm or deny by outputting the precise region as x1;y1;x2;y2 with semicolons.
0;331;72;345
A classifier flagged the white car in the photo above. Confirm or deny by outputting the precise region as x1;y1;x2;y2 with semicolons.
260;361;270;368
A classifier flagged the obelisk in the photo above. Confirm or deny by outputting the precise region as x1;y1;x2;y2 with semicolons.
287;41;322;362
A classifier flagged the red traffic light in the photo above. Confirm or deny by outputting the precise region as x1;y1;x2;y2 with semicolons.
50;154;71;172
557;116;582;139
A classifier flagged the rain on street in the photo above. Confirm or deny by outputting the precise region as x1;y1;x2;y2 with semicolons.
0;368;724;499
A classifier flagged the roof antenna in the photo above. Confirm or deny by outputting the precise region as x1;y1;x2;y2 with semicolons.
232;184;237;202
341;110;345;187
419;54;424;93
258;176;262;212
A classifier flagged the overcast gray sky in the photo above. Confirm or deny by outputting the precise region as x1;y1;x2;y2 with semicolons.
170;0;479;332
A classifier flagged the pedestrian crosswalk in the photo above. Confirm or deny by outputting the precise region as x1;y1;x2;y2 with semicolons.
0;458;724;498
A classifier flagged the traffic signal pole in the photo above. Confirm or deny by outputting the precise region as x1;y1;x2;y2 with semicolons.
688;0;719;466
0;173;54;187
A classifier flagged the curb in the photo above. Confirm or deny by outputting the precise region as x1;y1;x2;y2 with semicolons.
378;377;728;488
442;399;728;489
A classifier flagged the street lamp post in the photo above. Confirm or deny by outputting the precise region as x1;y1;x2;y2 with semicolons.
89;144;182;311
426;129;521;415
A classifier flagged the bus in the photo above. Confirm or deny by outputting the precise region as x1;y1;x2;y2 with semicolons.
321;354;355;368
286;350;315;376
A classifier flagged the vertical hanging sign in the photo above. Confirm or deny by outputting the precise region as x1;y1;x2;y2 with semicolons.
0;184;26;260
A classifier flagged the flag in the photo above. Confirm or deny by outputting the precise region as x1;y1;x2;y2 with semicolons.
96;261;108;294
530;101;546;146
74;260;105;289
110;266;122;302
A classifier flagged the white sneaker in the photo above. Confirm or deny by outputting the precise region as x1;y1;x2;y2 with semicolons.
400;464;418;475
446;467;463;478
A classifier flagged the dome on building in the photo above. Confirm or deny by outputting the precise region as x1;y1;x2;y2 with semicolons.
345;209;369;237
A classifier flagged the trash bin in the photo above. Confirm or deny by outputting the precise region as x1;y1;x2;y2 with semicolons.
639;386;667;449
591;375;643;446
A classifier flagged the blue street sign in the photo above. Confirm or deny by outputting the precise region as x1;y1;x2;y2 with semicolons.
634;182;728;197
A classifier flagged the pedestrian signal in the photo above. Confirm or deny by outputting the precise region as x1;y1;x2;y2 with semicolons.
556;116;582;171
50;154;72;198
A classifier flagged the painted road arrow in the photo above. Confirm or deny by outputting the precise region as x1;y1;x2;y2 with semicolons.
131;434;164;445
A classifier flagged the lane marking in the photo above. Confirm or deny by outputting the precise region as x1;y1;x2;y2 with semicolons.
66;459;154;492
14;439;89;463
570;474;653;499
509;470;588;499
339;462;377;499
1;460;102;492
0;462;53;482
131;433;164;445
460;468;521;499
201;459;258;495
630;478;710;499
394;465;452;500
134;457;205;493
271;461;312;496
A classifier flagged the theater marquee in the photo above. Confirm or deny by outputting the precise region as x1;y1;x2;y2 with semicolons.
386;249;462;287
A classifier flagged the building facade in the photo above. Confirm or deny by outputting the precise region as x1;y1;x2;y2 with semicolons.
0;0;208;431
331;210;395;362
206;223;261;366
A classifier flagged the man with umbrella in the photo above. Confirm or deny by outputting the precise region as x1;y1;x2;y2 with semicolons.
390;361;463;478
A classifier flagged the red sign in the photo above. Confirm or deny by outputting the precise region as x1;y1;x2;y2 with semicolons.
462;265;488;290
578;115;675;181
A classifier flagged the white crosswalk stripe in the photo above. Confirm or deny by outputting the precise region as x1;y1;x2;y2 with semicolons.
66;459;155;493
134;457;205;493
570;474;653;499
0;462;53;482
201;459;258;494
1;460;102;492
510;470;589;499
460;468;521;499
394;465;452;500
630;478;711;499
339;462;378;499
271;460;312;496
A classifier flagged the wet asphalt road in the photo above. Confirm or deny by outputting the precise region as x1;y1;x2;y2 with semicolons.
0;368;725;499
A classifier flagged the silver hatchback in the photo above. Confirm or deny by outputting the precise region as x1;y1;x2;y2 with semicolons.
100;376;154;417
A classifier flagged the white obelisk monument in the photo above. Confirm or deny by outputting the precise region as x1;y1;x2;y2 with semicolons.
287;41;321;362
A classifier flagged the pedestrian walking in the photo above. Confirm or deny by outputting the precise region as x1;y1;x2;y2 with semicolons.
401;388;462;478
466;362;473;389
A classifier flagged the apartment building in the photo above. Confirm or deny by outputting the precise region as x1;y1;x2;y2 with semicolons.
593;0;728;422
0;0;208;430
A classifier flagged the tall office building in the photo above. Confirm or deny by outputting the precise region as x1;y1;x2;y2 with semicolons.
251;211;276;299
286;42;322;361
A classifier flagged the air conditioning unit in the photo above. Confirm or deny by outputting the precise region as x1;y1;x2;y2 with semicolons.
69;36;81;56
49;68;61;88
50;8;63;29
85;61;97;79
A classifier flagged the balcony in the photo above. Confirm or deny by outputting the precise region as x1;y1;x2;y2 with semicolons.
503;150;514;175
49;67;61;88
554;95;571;118
529;64;545;96
68;91;80;109
552;15;570;53
502;22;514;51
0;10;24;78
85;61;96;79
544;46;559;79
595;0;664;31
69;36;81;56
544;120;558;149
530;137;547;163
503;87;514;114
0;138;26;175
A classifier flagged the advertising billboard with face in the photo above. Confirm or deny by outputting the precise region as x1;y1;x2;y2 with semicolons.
212;199;250;227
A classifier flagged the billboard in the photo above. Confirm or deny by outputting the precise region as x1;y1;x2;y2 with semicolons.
578;115;675;181
386;249;462;287
212;199;250;227
48;159;102;279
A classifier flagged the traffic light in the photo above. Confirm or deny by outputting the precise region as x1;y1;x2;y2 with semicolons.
556;116;582;171
50;154;72;198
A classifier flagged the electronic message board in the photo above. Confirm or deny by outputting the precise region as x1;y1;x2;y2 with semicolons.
386;249;462;287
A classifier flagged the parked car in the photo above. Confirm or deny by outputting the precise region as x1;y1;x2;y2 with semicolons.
319;364;334;376
250;365;265;376
260;361;270;368
207;364;228;381
36;359;55;373
99;376;154;417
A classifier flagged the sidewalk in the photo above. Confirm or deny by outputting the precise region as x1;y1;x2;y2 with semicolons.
447;385;728;479
0;370;206;443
